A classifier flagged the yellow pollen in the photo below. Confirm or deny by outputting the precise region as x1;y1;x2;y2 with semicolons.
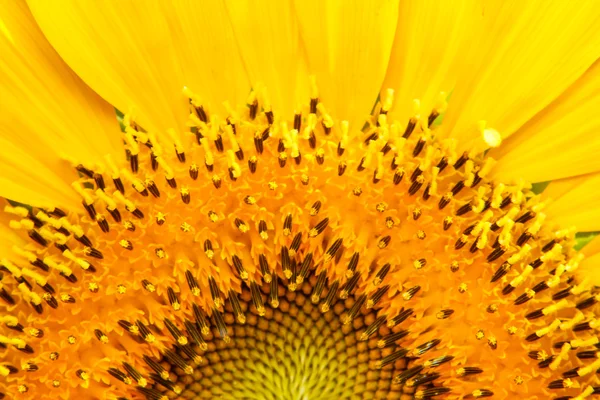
156;212;167;223
514;376;524;385
28;328;40;337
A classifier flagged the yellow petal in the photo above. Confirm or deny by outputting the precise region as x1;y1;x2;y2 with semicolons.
0;0;122;208
582;235;600;257
382;0;477;125
295;0;398;128
542;174;590;203
578;236;600;286
159;2;250;113
544;173;600;232
226;0;309;118
441;1;600;154
0;139;81;208
490;60;600;182
28;0;201;142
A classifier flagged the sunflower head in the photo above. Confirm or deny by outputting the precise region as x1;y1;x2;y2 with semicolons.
2;1;600;400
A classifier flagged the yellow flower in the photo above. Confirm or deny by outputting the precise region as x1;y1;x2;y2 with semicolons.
1;1;600;399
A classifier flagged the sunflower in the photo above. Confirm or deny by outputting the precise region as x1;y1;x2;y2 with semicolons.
1;0;600;399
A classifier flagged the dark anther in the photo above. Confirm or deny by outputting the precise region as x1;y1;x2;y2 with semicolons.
525;309;544;320
180;189;190;204
235;147;244;161
451;180;465;196
453;152;468;169
538;356;555;368
515;211;535;224
214;136;224;152
408;179;423;196
374;263;391;285
394;366;424;385
456;202;472;216
249;100;258;120
93;173;105;190
28;230;47;247
293;113;301;131
552;286;573;301
113;177;125;194
414;338;441;356
491;262;511;282
530;258;543;269
486;247;506;263
502;284;516;295
577;296;597;310
412;138;426;157
254;135;264;154
107;208;121;223
146;181;160;198
469;237;481;253
310;98;318;114
166;177;177;189
96;216;109;233
436;157;448;172
82;202;96;220
75;164;94;178
402;119;416;139
439;195;451;210
357;157;366;172
410;167;422;183
471;173;482;187
542;239;557;252
573;322;592;332
381;142;391;155
454;236;467;250
308;132;316;149
443;217;453;231
129;153;139;173
562;367;580;379
176;149;186;163
194;104;208;123
47;207;66;218
576;350;597;359
514;292;533;306
525;332;541;342
393;169;404;185
516;231;533;246
278;153;287;168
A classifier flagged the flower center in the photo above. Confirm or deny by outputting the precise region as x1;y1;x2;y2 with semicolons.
160;278;411;400
0;84;596;400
